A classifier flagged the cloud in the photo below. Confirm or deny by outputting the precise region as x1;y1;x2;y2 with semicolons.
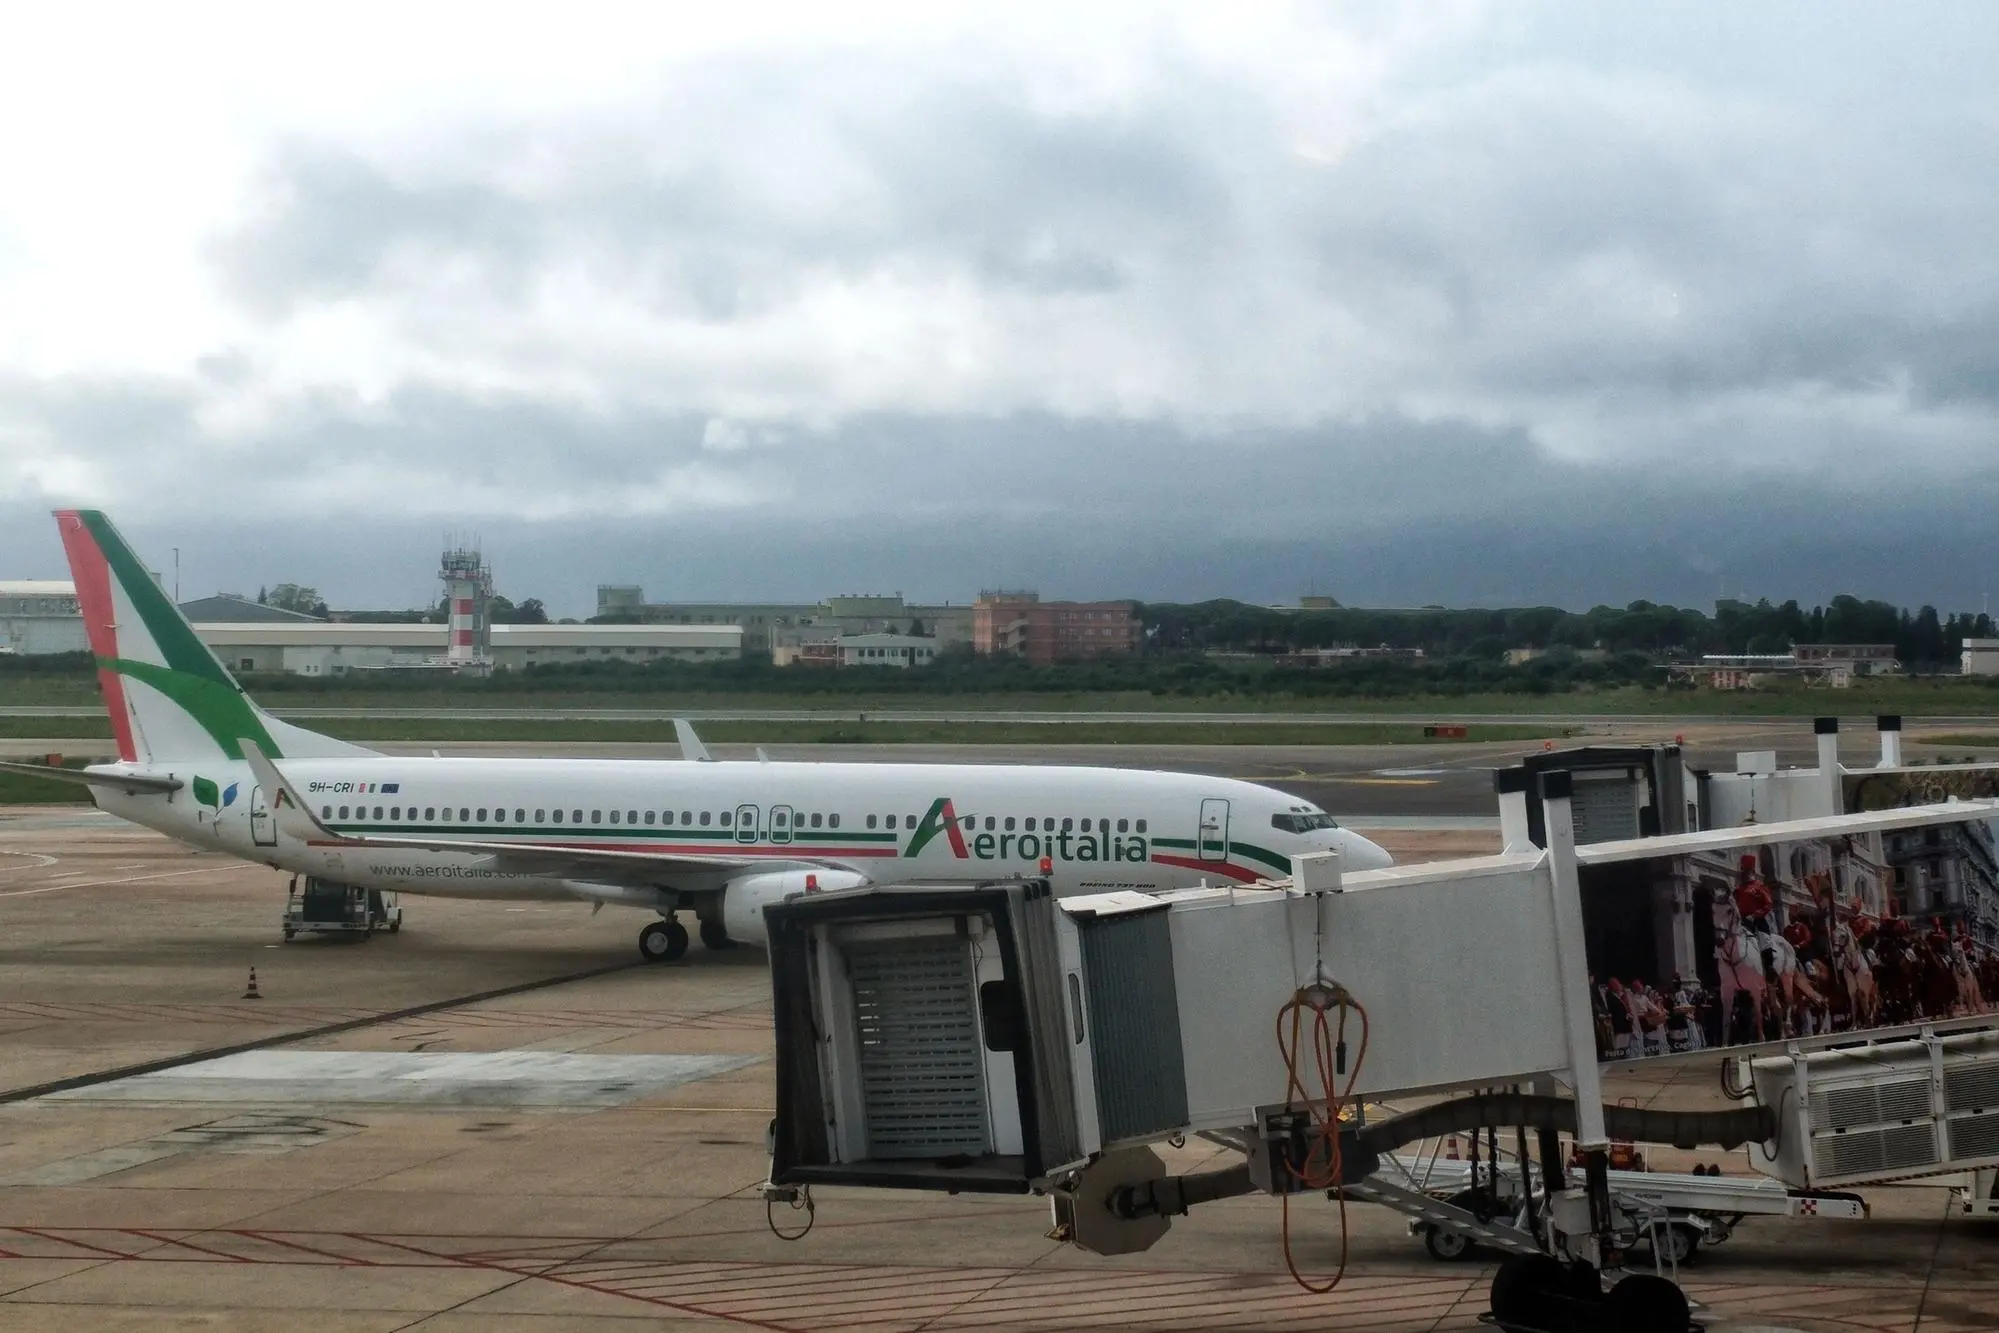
2;3;1997;610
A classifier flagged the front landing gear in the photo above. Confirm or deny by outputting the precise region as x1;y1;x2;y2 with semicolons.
639;918;689;963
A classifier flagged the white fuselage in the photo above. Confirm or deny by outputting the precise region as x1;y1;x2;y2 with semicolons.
91;754;1389;908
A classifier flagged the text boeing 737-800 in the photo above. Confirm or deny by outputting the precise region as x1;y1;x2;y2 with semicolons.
5;511;1392;962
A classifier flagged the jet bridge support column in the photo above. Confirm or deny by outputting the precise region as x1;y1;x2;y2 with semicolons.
1539;771;1616;1270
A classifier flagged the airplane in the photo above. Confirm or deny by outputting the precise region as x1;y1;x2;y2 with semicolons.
4;510;1394;963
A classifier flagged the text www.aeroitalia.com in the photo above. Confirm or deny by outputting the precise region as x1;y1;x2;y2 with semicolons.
366;863;526;880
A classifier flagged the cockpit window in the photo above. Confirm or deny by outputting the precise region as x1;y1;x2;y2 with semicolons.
1272;811;1340;834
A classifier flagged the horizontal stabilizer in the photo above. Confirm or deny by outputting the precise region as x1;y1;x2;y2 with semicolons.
0;760;182;794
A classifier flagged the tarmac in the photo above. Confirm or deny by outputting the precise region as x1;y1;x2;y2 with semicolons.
5;724;1999;1332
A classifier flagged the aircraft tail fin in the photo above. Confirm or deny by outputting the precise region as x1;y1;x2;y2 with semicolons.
53;510;375;764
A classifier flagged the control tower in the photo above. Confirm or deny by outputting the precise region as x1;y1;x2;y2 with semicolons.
438;541;493;675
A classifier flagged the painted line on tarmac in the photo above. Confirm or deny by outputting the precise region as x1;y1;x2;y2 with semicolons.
0;959;645;1106
0;867;213;898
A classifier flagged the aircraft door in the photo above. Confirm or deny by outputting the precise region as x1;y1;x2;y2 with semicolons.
735;804;760;844
770;805;795;845
250;786;277;847
1197;798;1230;861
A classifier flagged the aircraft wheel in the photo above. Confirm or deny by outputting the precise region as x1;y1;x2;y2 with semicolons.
1423;1225;1474;1262
1606;1273;1690;1333
640;919;689;963
700;919;735;951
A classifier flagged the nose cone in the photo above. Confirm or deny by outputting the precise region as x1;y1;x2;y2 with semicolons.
1339;830;1395;871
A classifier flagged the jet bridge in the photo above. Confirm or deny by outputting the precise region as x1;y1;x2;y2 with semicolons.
761;777;1999;1333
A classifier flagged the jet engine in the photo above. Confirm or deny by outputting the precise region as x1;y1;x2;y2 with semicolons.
723;867;870;944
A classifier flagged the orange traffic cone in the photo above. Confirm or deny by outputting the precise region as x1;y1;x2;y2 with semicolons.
242;967;262;1000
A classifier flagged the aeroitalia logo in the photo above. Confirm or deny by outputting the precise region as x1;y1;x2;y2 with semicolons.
903;797;1150;864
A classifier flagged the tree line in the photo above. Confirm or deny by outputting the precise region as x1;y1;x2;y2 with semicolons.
1140;596;1998;670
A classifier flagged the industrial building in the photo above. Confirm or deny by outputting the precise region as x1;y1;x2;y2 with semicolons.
972;591;1139;664
772;631;943;668
0;581;87;655
196;622;740;676
1964;638;1999;675
1668;644;1902;689
595;587;971;652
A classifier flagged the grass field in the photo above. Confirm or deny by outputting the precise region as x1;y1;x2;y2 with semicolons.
11;678;1999;718
0;717;1565;747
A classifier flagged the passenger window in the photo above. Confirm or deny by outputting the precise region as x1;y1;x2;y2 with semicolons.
425;807;435;820
477;808;487;822
681;811;692;824
810;813;822;828
867;815;877;829
962;815;976;829
461;808;470;821
1099;819;1109;835
905;814;916;829
371;806;381;820
609;810;620;824
591;810;602;823
535;809;545;822
721;811;733;827
985;816;995;831
627;810;637;824
1061;818;1072;832
339;805;349;819
573;810;582;823
322;806;331;818
829;813;840;829
643;811;655;825
1004;817;1015;831
1025;818;1036;832
390;806;400;820
1117;818;1128;833
775;810;788;826
517;808;526;823
700;812;711;826
496;809;506;823
1135;819;1147;833
553;809;564;823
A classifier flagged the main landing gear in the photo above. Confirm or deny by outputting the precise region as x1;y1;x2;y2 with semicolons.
638;914;737;963
639;918;689;963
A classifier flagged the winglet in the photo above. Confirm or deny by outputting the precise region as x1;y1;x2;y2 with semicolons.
674;719;714;763
239;739;342;843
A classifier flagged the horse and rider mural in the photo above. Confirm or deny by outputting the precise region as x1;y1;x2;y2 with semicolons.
1585;817;1999;1062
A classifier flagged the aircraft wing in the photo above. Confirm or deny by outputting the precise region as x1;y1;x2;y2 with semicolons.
237;740;839;885
0;759;183;794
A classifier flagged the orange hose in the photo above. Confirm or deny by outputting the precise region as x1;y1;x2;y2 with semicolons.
1274;989;1370;1294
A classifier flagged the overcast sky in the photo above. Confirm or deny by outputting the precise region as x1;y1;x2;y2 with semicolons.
4;2;1997;617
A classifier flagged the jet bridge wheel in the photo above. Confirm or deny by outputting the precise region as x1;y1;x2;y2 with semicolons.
640;918;689;963
699;919;735;951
